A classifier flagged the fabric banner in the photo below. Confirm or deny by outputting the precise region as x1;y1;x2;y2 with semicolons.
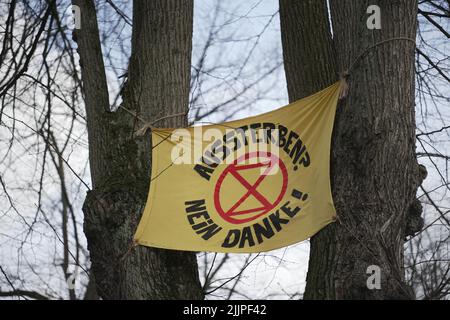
134;81;343;253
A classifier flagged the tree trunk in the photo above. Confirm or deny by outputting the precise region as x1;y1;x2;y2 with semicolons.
73;0;203;299
280;0;421;299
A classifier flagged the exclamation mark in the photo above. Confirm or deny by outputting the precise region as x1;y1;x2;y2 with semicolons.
292;189;308;201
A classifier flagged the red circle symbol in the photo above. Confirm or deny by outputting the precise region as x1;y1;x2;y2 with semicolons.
214;152;288;224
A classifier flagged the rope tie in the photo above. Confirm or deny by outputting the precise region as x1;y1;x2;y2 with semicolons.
338;37;416;99
119;239;139;263
118;105;187;136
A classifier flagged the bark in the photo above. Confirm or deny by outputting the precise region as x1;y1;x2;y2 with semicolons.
280;0;421;299
73;0;203;299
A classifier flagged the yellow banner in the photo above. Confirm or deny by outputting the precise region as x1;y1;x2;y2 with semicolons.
134;81;343;253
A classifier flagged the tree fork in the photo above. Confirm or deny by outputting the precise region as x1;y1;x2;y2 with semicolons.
280;0;423;299
74;0;203;299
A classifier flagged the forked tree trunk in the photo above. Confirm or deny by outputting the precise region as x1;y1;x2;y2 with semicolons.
74;0;203;299
280;0;422;299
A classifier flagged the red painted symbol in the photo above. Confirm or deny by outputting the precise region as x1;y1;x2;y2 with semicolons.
214;152;288;224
